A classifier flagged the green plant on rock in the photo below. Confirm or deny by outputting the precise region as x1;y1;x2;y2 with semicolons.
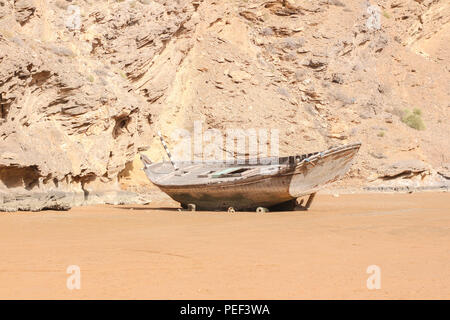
401;108;425;130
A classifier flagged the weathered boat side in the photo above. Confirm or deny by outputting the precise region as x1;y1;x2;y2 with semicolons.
141;143;361;210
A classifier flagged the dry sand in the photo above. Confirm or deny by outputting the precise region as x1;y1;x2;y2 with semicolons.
0;192;449;299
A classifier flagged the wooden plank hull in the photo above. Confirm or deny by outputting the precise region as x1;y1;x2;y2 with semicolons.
142;143;361;210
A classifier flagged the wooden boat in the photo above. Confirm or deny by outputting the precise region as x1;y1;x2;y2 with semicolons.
140;137;361;212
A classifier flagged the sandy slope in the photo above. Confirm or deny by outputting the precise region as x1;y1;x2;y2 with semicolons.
0;192;448;299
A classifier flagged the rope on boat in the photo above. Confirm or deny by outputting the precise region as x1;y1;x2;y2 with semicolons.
157;131;178;170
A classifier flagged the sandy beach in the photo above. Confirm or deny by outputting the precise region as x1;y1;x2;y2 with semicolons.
0;192;448;299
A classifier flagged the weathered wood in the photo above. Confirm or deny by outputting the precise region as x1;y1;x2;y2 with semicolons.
141;143;361;211
304;193;316;209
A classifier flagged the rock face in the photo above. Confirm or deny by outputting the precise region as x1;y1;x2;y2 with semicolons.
0;0;449;210
0;0;197;210
378;160;430;179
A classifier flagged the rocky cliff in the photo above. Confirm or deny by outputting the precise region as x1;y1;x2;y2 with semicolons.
0;0;448;210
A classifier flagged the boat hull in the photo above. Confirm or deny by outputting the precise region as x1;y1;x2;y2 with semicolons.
142;143;361;211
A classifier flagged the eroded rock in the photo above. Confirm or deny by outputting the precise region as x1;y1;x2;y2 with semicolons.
378;160;431;179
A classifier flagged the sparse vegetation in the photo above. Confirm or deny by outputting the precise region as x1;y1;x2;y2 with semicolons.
0;29;13;39
382;11;391;19
401;108;425;130
119;71;127;79
377;131;385;137
88;74;95;83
